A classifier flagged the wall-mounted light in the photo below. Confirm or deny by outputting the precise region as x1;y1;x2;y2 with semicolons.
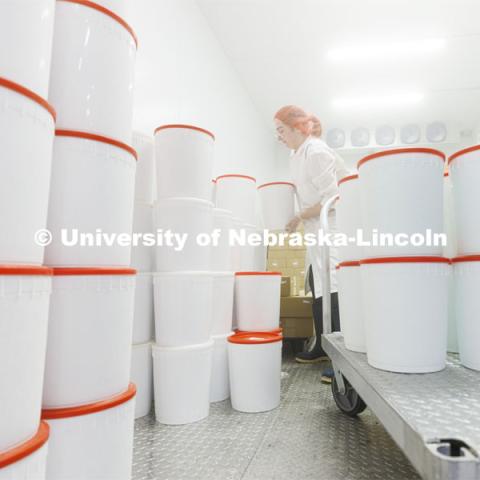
375;125;395;145
426;121;447;143
401;124;421;144
326;128;346;148
327;38;446;62
332;92;424;110
351;127;370;147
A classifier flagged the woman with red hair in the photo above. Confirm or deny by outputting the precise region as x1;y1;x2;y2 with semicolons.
274;105;350;373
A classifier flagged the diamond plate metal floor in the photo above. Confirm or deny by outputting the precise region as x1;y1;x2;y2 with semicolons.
133;356;420;480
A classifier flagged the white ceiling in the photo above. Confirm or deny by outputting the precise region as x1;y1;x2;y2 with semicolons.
197;0;480;134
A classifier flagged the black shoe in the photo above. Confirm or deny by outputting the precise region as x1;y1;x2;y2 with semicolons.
321;367;334;384
295;350;329;364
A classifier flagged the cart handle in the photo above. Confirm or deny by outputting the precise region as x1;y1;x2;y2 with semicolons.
320;194;339;336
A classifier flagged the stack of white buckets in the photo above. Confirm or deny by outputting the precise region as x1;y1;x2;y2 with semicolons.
0;1;133;479
0;0;55;473
130;132;156;419
152;124;224;425
336;146;480;374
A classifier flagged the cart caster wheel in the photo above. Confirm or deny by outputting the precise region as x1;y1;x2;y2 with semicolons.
331;375;367;417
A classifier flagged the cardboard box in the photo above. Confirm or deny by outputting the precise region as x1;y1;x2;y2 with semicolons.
280;316;314;338
286;257;304;269
281;277;291;297
267;258;286;269
280;296;313;318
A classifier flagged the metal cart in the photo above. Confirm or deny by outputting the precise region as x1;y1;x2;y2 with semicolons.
318;194;480;480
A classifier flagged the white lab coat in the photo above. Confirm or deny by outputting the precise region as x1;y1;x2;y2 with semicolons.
289;137;350;298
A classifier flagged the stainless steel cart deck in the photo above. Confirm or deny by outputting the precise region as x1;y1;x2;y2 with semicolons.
319;195;480;480
322;332;480;480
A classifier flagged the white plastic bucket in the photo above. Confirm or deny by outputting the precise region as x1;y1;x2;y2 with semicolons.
212;208;233;271
211;179;217;203
211;273;235;335
0;0;55;98
153;198;213;272
238;223;258;271
132;132;155;204
0;422;49;480
444;172;458;353
211;333;232;403
45;131;137;267
130;201;154;272
0;77;55;265
154;125;214;201
152;341;213;425
43;268;136;408
49;0;136;143
153;272;213;346
130;342;153;418
358;148;445;257
0;267;51;452
133;273;154;344
228;333;282;413
452;256;480;371
234;272;281;332
42;384;136;480
336;261;366;353
215;174;257;224
361;257;450;373
449;146;480;255
230;217;244;272
258;182;295;231
337;175;364;262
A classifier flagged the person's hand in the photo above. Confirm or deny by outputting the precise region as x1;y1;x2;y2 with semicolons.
285;215;301;233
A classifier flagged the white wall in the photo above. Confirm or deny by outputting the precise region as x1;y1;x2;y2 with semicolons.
126;0;276;182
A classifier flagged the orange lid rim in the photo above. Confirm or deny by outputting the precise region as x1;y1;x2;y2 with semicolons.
337;261;361;269
0;76;56;121
154;124;215;140
258;181;295;189
52;267;136;276
338;174;359;187
448;145;480;164
42;383;136;420
58;0;138;48
216;174;256;183
360;256;450;265
235;271;282;276
235;328;283;335
55;130;137;160
452;255;480;263
0;422;49;469
0;265;53;275
228;332;283;345
358;148;446;169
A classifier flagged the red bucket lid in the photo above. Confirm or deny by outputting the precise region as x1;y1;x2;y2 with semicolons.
216;174;256;183
235;271;282;276
358;147;445;169
258;181;295;189
0;265;53;275
42;383;136;420
451;255;480;263
336;261;360;269
154;124;215;140
448;145;480;165
228;332;282;345
338;174;359;186
235;327;283;335
52;267;136;276
360;256;450;265
55;130;137;160
0;76;56;121
0;422;49;469
58;0;138;47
